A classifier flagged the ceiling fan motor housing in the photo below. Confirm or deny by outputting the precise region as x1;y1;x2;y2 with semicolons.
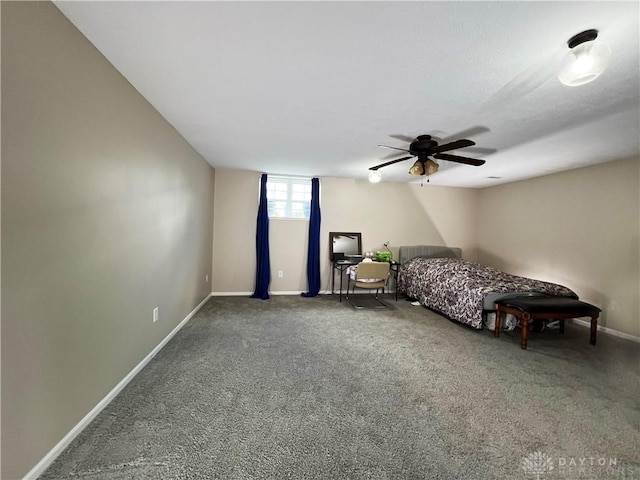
410;135;438;155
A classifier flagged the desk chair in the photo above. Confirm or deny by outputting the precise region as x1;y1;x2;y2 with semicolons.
346;261;391;308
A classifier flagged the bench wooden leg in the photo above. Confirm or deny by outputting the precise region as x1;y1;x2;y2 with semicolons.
590;315;598;345
520;313;530;350
494;308;502;337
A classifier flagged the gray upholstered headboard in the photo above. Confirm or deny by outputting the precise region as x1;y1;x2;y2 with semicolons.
398;245;462;265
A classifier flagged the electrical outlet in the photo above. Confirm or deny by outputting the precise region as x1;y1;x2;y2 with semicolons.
205;274;209;283
153;307;159;323
278;270;284;278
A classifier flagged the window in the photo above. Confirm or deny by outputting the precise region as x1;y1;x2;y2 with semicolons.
265;176;312;219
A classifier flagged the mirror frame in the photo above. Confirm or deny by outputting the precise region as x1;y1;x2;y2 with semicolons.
329;232;362;261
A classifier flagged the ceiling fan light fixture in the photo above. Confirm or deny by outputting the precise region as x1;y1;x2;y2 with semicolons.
409;160;424;176
558;29;610;87
370;133;485;178
425;159;439;175
368;169;382;183
408;159;439;176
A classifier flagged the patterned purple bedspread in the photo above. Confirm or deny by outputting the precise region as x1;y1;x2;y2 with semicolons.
398;257;577;329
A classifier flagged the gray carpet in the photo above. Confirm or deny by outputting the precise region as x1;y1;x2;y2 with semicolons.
41;295;639;479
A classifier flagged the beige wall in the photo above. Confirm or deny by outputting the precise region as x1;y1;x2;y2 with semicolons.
212;169;311;294
477;157;640;338
212;169;479;294
1;3;214;478
3;4;637;478
213;161;639;338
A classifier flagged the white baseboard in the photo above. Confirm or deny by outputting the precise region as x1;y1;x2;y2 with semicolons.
211;290;395;296
210;291;309;296
23;293;212;480
572;318;640;343
211;291;252;296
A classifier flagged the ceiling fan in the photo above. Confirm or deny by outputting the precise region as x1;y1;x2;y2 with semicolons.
369;134;486;181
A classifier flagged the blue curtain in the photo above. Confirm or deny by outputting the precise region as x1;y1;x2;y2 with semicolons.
302;177;321;297
250;174;270;300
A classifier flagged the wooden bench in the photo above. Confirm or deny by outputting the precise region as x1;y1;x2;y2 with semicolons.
494;296;601;350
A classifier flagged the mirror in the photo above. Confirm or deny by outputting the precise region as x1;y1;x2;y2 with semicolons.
329;232;362;261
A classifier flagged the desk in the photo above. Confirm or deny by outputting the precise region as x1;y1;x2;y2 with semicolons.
390;261;399;300
331;259;360;302
332;260;399;302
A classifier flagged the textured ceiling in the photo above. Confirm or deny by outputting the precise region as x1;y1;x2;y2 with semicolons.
54;1;640;188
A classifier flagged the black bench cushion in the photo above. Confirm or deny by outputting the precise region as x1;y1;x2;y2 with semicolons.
496;296;600;316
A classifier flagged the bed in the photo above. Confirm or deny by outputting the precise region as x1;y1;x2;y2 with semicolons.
397;245;577;329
